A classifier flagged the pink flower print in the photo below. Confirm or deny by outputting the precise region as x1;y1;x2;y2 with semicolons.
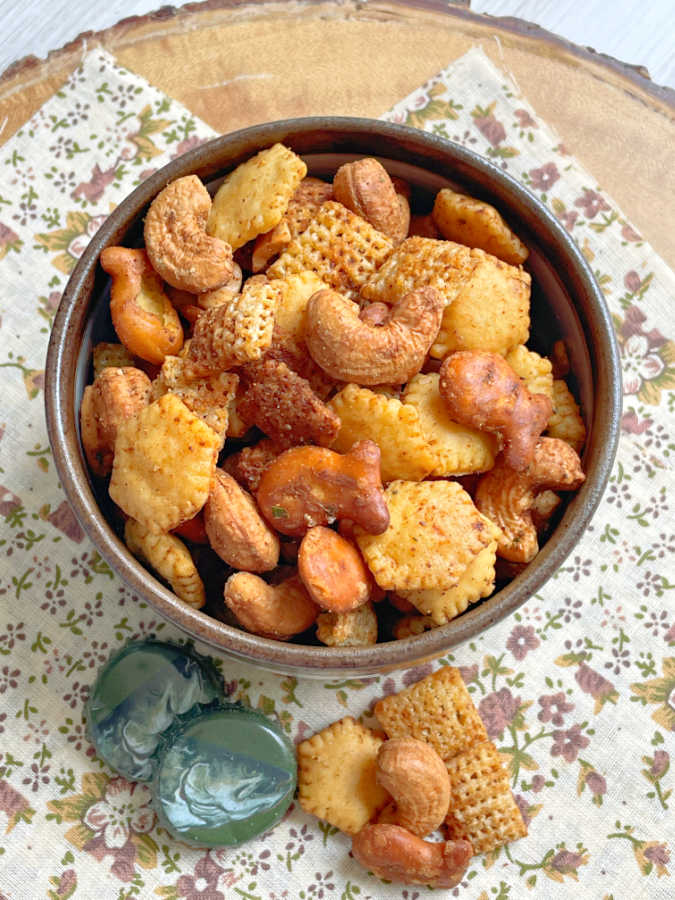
0;222;19;247
650;750;670;778
531;774;546;793
72;164;116;203
0;485;22;517
47;501;84;542
550;849;587;875
624;271;643;294
558;210;578;232
176;854;226;900
621;410;652;434
551;724;590;763
459;664;479;685
585;770;607;800
506;624;540;660
621;223;642;242
537;691;574;726
621;334;664;395
479;688;521;739
172;136;209;159
83;779;154;849
574;188;610;219
529;162;560;191
514;109;537;128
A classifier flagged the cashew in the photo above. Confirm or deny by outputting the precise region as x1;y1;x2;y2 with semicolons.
204;469;279;572
298;526;371;612
144;175;234;294
476;436;585;562
333;157;409;243
439;350;553;470
80;366;151;477
256;440;390;538
351;824;472;888
375;738;450;836
167;263;244;324
100;247;184;364
359;301;391;327
306;287;444;385
223;572;319;640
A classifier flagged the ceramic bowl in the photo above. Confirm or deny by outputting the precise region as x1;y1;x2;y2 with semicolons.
45;117;621;676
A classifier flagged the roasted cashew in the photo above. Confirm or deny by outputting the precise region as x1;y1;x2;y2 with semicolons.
439;350;553;470
223;572;319;640
204;469;279;572
375;738;451;837
80;366;151;477
333;157;408;243
100;247;184;364
144;175;234;294
476;436;585;562
351;824;472;888
298;527;371;613
256;440;389;538
306;287;444;385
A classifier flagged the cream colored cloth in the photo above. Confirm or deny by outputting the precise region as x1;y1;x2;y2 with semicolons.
0;47;672;899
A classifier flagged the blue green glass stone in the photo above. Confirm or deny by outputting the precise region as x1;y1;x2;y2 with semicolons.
86;641;222;782
154;704;297;847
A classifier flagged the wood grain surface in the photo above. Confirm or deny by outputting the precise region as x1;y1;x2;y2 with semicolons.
1;0;674;266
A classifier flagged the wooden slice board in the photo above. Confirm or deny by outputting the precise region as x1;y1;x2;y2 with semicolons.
2;0;674;266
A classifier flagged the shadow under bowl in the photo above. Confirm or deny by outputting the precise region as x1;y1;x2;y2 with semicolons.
45;117;621;677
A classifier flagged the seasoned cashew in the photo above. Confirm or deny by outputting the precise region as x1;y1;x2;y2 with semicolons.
80;366;151;477
144;175;234;293
306;287;444;385
298;526;371;612
256;440;390;538
204;469;279;572
439;350;553;470
476;436;585;563
359;301;391;327
223;572;319;640
351;824;472;888
375;738;450;837
333;157;408;243
100;247;184;364
166;263;243;325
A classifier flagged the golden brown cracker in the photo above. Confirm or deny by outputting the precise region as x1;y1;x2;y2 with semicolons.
546;379;586;452
402;373;498;475
444;740;528;854
355;480;497;591
430;250;530;359
374;666;488;761
207;143;307;249
329;384;435;482
109;393;219;533
297;717;389;834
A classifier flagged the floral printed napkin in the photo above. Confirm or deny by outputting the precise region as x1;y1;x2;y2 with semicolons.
0;45;673;900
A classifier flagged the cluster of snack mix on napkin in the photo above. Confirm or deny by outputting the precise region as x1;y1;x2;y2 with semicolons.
0;46;672;899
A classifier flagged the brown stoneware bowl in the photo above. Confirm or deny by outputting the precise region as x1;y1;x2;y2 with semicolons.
45;118;621;677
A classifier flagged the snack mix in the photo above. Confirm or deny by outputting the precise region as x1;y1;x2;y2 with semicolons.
298;666;528;886
81;143;587;644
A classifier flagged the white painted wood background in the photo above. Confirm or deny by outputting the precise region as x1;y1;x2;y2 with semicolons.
1;0;674;90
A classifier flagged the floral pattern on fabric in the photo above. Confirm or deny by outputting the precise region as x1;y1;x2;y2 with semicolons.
0;45;673;898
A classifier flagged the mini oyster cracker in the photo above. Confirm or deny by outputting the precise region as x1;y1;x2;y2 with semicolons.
86;640;297;847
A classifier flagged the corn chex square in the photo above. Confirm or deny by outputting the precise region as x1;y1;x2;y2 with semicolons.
373;667;488;761
297;716;389;834
444;740;528;854
360;236;475;306
267;201;393;299
355;480;497;591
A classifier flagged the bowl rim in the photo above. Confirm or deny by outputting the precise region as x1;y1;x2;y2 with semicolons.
45;115;622;675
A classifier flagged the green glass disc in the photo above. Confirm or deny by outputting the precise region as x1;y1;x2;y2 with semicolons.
155;705;297;847
86;641;222;782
